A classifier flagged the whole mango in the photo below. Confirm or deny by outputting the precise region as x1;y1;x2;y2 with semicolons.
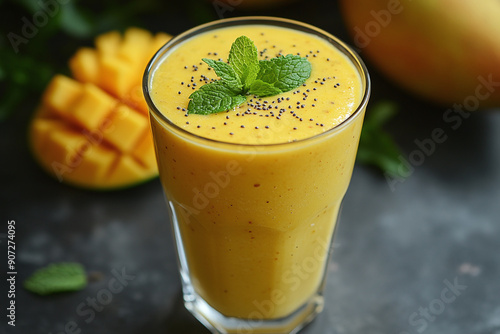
340;0;500;108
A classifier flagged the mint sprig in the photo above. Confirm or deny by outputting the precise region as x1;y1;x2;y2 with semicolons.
356;101;404;175
228;36;260;90
188;36;312;115
24;262;87;296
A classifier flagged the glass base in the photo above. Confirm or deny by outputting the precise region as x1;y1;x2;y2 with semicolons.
183;289;324;334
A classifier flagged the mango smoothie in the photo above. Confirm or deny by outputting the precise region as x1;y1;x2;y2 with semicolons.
145;17;370;332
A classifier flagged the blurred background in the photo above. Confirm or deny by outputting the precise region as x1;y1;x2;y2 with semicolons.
1;0;499;333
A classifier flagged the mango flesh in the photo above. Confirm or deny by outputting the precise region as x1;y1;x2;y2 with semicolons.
340;0;500;107
30;28;171;189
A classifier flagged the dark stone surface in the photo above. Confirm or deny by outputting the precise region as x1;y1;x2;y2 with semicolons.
2;1;500;333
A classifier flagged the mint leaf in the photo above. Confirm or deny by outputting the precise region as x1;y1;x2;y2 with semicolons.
202;58;242;92
247;79;282;97
188;36;311;115
357;101;404;175
250;55;311;96
228;36;259;89
24;262;87;296
188;81;246;115
268;54;311;92
256;60;279;84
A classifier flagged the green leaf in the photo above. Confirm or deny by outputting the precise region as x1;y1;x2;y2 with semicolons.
247;79;282;97
0;48;54;121
188;81;246;115
202;58;242;92
189;36;311;115
59;2;94;38
228;36;259;89
356;101;404;175
256;60;279;84
24;262;87;296
362;100;398;130
252;55;311;94
268;54;311;92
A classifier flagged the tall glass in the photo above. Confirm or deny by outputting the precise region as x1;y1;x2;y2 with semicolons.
144;17;370;334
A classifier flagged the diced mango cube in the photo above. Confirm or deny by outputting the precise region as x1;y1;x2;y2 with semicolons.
118;28;153;65
103;104;148;152
44;130;89;176
70;144;118;185
132;129;157;171
125;85;148;115
99;55;135;97
70;84;116;130
69;47;99;84
146;32;172;62
43;75;82;116
95;30;121;57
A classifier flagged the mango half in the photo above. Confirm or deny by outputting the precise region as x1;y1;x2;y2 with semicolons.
29;28;171;190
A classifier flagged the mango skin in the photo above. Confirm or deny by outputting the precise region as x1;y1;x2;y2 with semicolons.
340;0;500;108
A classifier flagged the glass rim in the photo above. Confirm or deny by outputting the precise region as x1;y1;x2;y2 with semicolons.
143;16;371;148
